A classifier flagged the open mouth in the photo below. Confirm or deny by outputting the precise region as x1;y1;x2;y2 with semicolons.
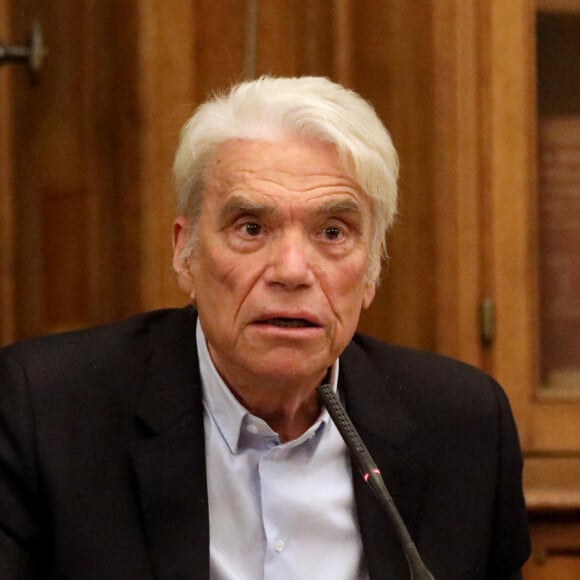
256;317;318;328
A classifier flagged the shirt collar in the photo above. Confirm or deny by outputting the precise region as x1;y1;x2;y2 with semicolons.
196;319;339;453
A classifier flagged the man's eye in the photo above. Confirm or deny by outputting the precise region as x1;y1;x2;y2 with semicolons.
322;226;343;241
241;222;262;237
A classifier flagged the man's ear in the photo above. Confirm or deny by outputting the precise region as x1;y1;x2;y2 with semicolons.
172;217;195;301
362;281;376;310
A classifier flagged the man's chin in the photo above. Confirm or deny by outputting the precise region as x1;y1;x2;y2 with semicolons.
246;355;330;387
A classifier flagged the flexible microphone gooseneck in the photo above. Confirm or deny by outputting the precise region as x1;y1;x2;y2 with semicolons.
317;383;434;580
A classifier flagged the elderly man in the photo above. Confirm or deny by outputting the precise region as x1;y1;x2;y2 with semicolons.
0;77;529;579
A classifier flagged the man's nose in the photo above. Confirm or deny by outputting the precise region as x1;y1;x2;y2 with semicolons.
266;231;314;289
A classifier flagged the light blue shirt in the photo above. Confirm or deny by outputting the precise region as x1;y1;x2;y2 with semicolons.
196;321;368;580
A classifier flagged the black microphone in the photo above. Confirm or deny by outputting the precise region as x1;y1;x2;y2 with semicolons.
317;383;434;580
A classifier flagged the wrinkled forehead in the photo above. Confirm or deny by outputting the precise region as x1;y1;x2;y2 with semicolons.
202;137;366;202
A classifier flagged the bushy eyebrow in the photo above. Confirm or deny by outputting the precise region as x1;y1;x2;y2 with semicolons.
312;199;364;219
218;195;279;223
217;194;364;224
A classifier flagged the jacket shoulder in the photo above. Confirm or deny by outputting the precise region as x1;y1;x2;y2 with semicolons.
345;332;508;428
349;331;492;386
0;308;196;393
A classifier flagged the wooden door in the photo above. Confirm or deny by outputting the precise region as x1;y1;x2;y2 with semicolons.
0;0;198;345
2;0;137;342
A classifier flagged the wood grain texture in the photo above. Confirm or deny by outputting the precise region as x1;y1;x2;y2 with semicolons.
0;0;15;345
256;0;334;78
353;0;437;352
333;0;352;86
431;0;483;367
193;0;246;100
130;0;196;312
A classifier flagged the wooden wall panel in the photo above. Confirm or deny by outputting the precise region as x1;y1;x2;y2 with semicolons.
193;0;336;98
129;0;197;312
352;0;437;352
81;1;135;325
193;0;246;100
257;0;334;77
430;0;483;367
0;0;15;344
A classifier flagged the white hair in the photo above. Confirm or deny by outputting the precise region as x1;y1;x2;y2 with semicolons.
173;76;399;284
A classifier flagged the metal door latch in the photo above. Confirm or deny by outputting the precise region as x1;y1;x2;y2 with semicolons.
0;21;46;80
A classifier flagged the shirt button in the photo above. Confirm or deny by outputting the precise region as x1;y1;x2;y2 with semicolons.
274;538;286;553
247;423;259;434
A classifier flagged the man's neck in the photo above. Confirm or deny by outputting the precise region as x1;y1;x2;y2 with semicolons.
228;381;323;442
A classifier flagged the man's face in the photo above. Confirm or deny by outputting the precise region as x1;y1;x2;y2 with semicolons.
173;136;376;391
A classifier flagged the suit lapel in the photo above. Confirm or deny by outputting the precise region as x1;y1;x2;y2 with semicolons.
129;308;209;580
340;338;431;580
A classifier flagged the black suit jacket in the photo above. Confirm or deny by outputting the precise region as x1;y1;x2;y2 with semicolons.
0;307;530;579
